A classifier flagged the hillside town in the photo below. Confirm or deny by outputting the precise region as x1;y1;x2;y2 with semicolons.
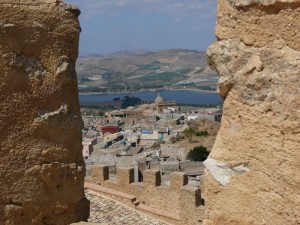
1;0;298;224
82;94;222;187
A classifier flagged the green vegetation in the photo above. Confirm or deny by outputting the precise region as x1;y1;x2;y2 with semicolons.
134;71;189;90
76;49;218;93
137;72;184;84
187;145;210;162
170;134;185;144
197;86;215;91
137;61;160;71
121;96;142;109
195;130;209;137
103;82;126;91
79;87;107;92
183;128;197;143
98;111;105;116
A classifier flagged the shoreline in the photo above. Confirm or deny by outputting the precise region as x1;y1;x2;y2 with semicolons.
79;88;218;96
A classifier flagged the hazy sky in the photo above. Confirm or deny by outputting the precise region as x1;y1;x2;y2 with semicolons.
67;0;217;55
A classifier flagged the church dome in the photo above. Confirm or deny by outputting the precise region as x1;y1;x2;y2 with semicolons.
154;94;163;105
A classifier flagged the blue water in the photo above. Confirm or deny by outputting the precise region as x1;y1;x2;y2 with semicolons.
79;90;222;105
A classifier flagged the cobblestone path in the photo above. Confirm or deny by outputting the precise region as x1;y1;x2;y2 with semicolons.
86;190;168;225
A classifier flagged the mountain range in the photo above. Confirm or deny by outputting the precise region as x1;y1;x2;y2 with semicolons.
76;49;218;93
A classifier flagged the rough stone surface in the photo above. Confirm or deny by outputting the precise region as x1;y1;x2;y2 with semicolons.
0;0;89;224
203;158;249;186
85;190;168;225
229;0;300;6
216;0;300;50
203;0;300;225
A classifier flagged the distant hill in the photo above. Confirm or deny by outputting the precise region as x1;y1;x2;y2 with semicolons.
76;49;218;93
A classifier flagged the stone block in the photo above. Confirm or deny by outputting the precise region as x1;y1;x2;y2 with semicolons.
117;167;134;185
170;172;188;191
143;169;161;187
91;165;109;183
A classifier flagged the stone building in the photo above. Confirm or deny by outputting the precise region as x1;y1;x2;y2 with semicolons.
153;94;176;113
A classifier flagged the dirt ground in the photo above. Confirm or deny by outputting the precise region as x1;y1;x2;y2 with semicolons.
176;119;220;152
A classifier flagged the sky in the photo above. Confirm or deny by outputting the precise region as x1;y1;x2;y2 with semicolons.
67;0;217;56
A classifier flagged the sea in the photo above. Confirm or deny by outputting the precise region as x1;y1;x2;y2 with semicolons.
79;90;222;106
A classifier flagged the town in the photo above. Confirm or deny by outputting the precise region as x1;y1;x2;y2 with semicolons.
82;94;222;182
78;94;222;223
2;1;297;225
81;94;222;224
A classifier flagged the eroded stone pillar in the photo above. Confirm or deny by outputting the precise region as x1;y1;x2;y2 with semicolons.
203;1;300;225
0;0;89;224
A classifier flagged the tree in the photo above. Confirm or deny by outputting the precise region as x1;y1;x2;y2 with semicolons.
182;128;196;143
98;111;105;117
187;145;210;161
121;96;142;108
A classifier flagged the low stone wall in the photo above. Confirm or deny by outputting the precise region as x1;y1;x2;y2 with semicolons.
90;166;203;225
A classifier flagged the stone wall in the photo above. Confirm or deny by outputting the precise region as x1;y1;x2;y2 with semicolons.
203;0;300;225
91;166;203;225
0;0;89;224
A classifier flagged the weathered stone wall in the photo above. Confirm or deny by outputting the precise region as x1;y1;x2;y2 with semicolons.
91;166;202;225
92;167;182;215
203;0;300;225
0;0;89;224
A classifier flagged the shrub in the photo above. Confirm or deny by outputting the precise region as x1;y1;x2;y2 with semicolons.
187;145;210;161
195;130;208;137
98;111;105;117
170;137;177;143
170;134;184;143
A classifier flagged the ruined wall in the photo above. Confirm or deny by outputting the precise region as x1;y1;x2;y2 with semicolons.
0;0;89;224
203;0;300;225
